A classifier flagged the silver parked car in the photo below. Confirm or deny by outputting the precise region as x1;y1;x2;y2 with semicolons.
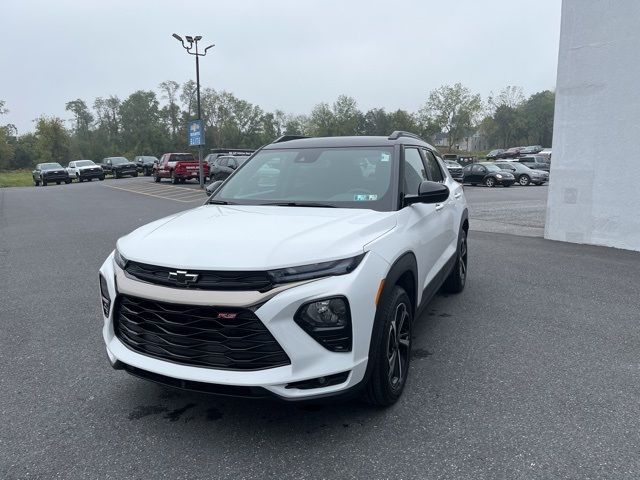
494;161;548;186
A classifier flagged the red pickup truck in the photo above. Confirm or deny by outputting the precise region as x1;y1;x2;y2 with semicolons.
153;153;210;184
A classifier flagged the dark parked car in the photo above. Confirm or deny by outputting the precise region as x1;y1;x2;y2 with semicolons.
494;161;548;186
462;162;515;187
134;156;159;176
486;149;505;160
209;155;250;181
516;155;551;172
444;160;463;182
100;157;138;178
498;147;524;159
32;163;71;186
519;145;543;155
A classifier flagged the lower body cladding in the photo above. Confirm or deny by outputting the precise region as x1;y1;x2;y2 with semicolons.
99;251;389;401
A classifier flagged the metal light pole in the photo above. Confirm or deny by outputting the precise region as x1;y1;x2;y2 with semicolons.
172;33;214;189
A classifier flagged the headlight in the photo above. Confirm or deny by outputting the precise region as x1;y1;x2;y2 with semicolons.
114;248;128;270
496;174;503;179
268;253;365;284
294;297;352;352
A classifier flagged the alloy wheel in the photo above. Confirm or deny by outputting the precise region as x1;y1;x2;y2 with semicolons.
387;302;411;390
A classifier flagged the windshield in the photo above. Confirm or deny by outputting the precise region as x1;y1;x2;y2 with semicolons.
41;163;62;170
484;164;501;172
75;160;95;167
139;156;157;162
170;154;195;162
111;157;129;165
446;161;461;168
212;147;395;210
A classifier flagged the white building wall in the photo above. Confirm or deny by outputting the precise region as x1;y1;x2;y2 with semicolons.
545;0;640;251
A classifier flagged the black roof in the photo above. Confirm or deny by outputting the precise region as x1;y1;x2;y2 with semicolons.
262;134;437;151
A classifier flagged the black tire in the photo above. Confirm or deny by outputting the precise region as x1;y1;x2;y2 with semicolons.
114;171;120;179
484;177;495;187
154;174;161;183
65;178;71;184
77;174;82;183
99;176;105;181
133;172;138;177
442;228;468;294
518;174;530;186
504;183;511;188
56;181;61;185
171;171;178;184
42;180;47;186
470;183;477;186
364;286;412;407
34;179;40;187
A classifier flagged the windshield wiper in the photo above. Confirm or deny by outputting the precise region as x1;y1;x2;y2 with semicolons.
259;201;337;208
207;199;237;205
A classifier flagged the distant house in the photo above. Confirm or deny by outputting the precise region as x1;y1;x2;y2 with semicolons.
431;130;487;151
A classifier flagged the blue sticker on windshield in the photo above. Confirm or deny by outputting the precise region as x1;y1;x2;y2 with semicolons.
354;194;378;201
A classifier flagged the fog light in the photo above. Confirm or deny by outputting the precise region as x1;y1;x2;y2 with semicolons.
99;274;111;316
294;297;351;352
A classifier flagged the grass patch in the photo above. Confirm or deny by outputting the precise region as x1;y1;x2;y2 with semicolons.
0;170;34;188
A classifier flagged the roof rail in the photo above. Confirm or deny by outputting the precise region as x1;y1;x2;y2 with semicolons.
272;135;309;144
388;131;424;141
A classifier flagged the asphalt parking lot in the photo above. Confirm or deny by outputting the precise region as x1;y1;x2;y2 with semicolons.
2;179;640;479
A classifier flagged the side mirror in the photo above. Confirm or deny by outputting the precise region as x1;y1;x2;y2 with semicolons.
404;181;449;206
205;180;223;195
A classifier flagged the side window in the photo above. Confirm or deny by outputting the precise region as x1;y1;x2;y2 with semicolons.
229;159;238;169
403;147;428;195
471;164;482;173
423;150;444;182
69;162;74;168
219;158;228;167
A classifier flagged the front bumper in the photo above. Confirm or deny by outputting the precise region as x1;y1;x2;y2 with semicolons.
99;251;389;400
114;168;137;176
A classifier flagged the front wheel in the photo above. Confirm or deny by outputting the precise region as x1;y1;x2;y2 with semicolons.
364;286;412;407
484;177;495;187
442;228;468;293
34;179;40;187
518;175;530;186
65;178;71;184
114;171;120;179
154;174;161;183
171;171;178;184
99;176;105;181
133;172;138;177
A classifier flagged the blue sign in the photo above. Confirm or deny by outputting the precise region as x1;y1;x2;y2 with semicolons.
188;120;205;146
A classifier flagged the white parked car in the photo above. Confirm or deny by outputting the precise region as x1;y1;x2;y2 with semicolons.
66;160;105;182
99;132;469;406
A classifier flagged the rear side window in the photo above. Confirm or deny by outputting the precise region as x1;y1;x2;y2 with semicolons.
423;150;444;183
170;154;195;162
403;147;428;195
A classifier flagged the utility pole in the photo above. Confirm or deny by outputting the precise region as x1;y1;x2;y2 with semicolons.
172;34;214;189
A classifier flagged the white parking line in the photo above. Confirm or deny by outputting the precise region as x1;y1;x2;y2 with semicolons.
104;183;205;203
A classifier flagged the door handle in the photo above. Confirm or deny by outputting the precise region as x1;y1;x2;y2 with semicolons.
454;192;462;199
435;203;444;211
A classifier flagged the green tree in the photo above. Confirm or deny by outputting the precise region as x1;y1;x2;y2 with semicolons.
65;99;94;135
119;90;165;155
332;95;361;135
35;116;71;164
421;83;482;149
521;90;555;146
307;102;335;137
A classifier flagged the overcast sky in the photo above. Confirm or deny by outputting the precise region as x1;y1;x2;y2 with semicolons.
2;0;561;134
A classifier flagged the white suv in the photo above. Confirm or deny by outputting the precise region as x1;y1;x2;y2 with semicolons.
99;132;469;406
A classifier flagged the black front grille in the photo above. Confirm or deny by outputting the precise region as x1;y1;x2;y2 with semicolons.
114;295;290;370
125;261;274;291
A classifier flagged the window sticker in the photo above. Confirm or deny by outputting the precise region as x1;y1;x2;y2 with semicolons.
380;153;390;162
354;194;378;201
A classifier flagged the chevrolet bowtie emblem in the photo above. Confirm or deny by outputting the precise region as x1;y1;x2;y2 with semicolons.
168;270;199;285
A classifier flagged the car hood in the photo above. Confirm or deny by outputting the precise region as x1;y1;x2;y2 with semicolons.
77;165;100;170
114;163;136;168
117;205;397;270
